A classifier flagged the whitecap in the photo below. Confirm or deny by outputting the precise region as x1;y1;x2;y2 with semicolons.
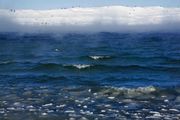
0;61;12;65
108;96;115;100
63;64;91;69
83;105;87;109
26;105;34;109
89;56;110;60
0;111;5;114
47;110;54;113
7;107;16;111
80;110;93;115
88;89;91;92
42;103;53;107
110;86;156;94
56;104;66;108
169;109;179;112
73;64;91;69
101;110;106;113
55;48;60;51
65;110;75;113
41;113;47;116
100;86;157;97
29;109;36;112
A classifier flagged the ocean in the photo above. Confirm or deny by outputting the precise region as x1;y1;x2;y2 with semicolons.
0;32;180;119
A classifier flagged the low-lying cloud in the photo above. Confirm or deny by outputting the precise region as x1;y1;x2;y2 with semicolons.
0;6;180;33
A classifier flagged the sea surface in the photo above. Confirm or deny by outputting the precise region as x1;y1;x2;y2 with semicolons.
0;32;180;120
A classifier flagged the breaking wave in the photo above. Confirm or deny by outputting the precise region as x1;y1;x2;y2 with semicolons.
63;64;92;69
89;55;111;60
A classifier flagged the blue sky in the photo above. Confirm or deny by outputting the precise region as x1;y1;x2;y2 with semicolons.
0;0;180;9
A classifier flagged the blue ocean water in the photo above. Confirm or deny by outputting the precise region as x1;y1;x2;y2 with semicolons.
0;32;180;119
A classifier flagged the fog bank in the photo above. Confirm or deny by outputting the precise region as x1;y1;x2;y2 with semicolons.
0;6;180;33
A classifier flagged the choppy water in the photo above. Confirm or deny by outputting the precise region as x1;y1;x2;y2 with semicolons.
0;32;180;120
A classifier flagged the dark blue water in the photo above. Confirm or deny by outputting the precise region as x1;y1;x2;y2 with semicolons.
0;32;180;119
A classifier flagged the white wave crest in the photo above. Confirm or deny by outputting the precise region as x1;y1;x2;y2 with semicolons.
118;86;156;93
102;86;156;95
0;61;12;65
63;64;91;69
89;56;111;60
73;64;91;69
